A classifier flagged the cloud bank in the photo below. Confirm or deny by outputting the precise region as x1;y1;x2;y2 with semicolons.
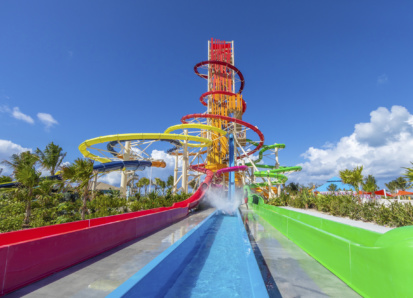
291;105;413;185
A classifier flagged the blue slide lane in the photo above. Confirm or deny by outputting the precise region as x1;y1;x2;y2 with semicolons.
93;160;152;173
107;210;268;297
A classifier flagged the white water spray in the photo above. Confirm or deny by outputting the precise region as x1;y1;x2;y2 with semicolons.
203;187;245;215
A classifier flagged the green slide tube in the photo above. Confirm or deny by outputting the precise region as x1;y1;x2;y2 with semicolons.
244;139;285;166
244;139;301;185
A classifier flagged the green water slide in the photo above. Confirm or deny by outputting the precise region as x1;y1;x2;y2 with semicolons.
243;186;413;297
245;139;302;185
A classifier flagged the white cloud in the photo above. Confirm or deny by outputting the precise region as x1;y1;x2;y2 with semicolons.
377;74;388;85
1;106;34;124
37;113;58;129
0;140;31;175
1;107;59;130
354;106;412;147
143;149;178;183
97;150;181;187
291;105;413;185
11;107;34;124
98;171;122;186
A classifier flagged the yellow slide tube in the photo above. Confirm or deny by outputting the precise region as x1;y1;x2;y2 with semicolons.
79;133;212;163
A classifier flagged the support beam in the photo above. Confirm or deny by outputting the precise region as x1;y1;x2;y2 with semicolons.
182;129;189;193
91;172;98;197
228;133;235;201
266;171;275;199
275;147;280;197
173;153;179;194
120;141;131;198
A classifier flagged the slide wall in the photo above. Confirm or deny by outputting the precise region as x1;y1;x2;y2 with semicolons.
248;194;413;297
0;177;211;296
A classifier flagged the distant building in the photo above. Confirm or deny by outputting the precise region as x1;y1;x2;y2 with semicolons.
89;182;120;194
315;176;355;192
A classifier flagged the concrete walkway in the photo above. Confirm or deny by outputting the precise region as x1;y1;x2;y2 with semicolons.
7;208;215;298
281;206;393;233
240;206;360;298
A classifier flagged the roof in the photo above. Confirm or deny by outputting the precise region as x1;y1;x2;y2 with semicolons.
395;190;413;196
327;176;342;183
90;182;120;191
315;177;355;192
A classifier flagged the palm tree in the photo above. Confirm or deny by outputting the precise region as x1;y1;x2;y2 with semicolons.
362;175;378;192
35;178;62;208
395;176;412;190
404;162;413;182
135;181;142;195
188;179;197;192
0;175;12;183
36;142;66;176
167;175;174;189
2;151;41;227
3;151;36;172
385;180;398;192
137;177;150;195
327;184;338;192
154;178;166;195
62;158;94;220
339;166;364;194
386;176;412;192
285;182;300;194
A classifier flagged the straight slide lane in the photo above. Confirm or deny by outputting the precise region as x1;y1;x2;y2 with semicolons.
108;210;268;297
240;206;360;297
5;208;215;298
247;193;413;297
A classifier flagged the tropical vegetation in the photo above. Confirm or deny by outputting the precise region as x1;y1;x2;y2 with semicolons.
267;191;413;227
385;177;412;192
362;174;379;192
0;142;192;233
2;141;413;233
339;166;364;193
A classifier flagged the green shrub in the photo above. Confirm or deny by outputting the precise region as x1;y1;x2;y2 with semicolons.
254;190;413;228
0;189;193;233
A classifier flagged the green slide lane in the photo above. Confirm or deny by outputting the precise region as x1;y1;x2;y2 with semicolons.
253;166;303;184
243;186;413;297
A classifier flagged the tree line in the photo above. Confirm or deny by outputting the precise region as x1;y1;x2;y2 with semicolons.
338;165;412;193
272;165;413;228
0;142;193;232
283;165;413;194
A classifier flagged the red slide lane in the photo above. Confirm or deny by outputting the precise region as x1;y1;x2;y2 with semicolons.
0;172;213;296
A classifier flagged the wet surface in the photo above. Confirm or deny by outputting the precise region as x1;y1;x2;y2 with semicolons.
240;206;360;298
164;213;255;298
7;208;215;298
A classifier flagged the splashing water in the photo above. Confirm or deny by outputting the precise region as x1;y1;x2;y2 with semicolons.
203;187;245;215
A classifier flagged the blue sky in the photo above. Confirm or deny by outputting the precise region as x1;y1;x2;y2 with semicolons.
1;1;413;188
